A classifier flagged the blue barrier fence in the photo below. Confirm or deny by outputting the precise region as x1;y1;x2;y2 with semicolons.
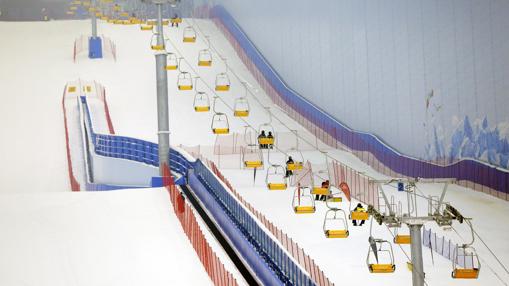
191;160;315;286
211;5;509;196
80;96;188;187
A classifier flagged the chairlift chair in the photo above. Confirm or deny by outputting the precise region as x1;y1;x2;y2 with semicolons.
198;49;212;66
242;145;263;169
292;186;315;213
325;188;343;209
193;92;210;112
215;73;231;91
393;226;411;245
140;23;153;30
171;17;182;25
323;209;349;238
367;237;396;273
258;123;275;146
349;199;370;221
266;164;287;190
234;97;250;117
150;33;164;51
310;170;330;197
165;53;178;70
183;26;197;43
451;245;480;279
211;112;229;135
286;149;304;171
177;72;193;90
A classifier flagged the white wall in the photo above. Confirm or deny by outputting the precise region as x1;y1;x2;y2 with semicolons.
211;0;509;168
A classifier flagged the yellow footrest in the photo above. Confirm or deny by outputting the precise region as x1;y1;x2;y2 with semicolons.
194;106;210;112
213;128;229;135
183;37;196;43
268;183;286;190
325;230;349;238
452;269;479;279
369;264;395;273
215;85;230;91
394;235;411;244
165;65;178;70
234;110;249;117
140;25;153;30
198;60;212;66
178;85;193;91
294;206;315;214
244;161;263;168
258;138;274;145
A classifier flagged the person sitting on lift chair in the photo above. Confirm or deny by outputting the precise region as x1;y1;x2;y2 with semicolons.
258;130;267;149
352;203;366;226
315;180;330;201
285;156;294;178
171;14;180;27
267;131;274;149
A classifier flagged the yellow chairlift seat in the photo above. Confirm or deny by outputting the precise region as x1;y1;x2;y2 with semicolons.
268;183;287;190
311;187;329;196
72;0;81;4
258;137;274;145
120;12;129;17
245;161;263;168
100;16;108;21
147;20;156;25
369;264;396;273
107;19;115;23
213;128;229;134
114;19;123;25
325;229;349;238
171;18;182;24
234;110;249;117
95;12;102;17
215;85;230;91
351;211;370;221
294;206;315;214
140;24;153;31
394;234;411;245
452;268;479;279
177;72;193;90
287;162;303;171
151;44;164;51
183;27;197;43
66;11;75;15
88;7;96;12
69;6;78;11
198;49;212;66
198;60;212;66
195;106;210;112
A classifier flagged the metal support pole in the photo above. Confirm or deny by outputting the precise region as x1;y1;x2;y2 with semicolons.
91;0;97;38
409;224;425;286
155;3;169;175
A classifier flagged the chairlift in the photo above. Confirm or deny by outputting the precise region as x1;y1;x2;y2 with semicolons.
193;91;210;112
349;187;370;221
325;188;343;209
310;170;330;197
292;186;315;214
367;237;396;273
171;17;182;25
323;209;349;238
150;33;164;51
177;72;193;90
266;164;287;190
286;148;304;171
215;57;230;91
234;97;250;117
258;122;275;146
198;36;212;66
211;112;230;135
140;23;153;31
165;53;178;70
242;145;263;169
393;226;411;245
452;220;480;279
183;26;196;43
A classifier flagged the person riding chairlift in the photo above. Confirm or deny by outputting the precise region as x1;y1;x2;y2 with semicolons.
285;156;294;178
258;130;267;149
171;13;179;27
267;131;274;149
315;180;329;201
352;203;366;226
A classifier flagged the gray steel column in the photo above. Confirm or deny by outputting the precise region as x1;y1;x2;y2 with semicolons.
91;0;97;38
155;3;169;174
409;224;425;286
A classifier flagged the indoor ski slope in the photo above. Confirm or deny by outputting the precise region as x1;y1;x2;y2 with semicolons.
1;17;508;286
